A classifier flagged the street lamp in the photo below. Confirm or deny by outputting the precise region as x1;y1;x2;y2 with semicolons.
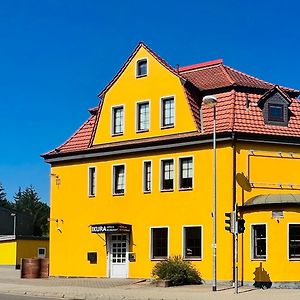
10;213;16;237
203;95;217;292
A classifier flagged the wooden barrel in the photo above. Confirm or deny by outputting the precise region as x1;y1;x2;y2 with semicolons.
40;258;49;278
21;258;41;279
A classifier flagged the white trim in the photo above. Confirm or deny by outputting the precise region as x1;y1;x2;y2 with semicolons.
178;156;194;190
149;226;169;260
182;225;203;260
88;166;97;197
142;160;152;193
38;247;46;258
135;100;150;133
287;223;300;261
111;105;125;136
159;158;175;192
160;95;176;129
135;57;148;78
250;223;267;261
112;163;126;196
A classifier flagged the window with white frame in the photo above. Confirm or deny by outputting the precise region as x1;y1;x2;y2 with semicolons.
183;226;202;259
113;165;125;195
143;161;152;193
161;97;174;127
252;224;266;259
161;159;174;190
112;106;124;135
88;167;96;197
179;157;193;189
151;227;168;259
38;248;46;258
137;102;150;131
136;59;147;77
289;224;300;259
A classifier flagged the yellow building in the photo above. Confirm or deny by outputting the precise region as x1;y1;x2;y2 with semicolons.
0;236;49;269
42;43;300;288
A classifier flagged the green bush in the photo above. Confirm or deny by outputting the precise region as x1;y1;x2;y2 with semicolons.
152;256;202;286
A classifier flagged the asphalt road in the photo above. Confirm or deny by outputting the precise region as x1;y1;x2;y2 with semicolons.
0;294;61;300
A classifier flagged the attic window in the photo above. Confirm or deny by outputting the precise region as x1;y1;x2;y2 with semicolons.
136;59;147;77
268;103;284;122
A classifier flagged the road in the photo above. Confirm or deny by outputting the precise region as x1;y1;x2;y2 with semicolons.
0;294;61;300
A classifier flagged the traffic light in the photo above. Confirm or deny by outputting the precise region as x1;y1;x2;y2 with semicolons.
237;218;245;234
225;212;235;233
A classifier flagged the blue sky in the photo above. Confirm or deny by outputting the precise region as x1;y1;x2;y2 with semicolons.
1;0;299;203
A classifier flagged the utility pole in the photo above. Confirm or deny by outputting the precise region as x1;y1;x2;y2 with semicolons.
234;204;238;294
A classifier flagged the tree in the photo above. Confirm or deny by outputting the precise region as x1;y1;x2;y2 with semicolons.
0;183;13;209
14;186;50;236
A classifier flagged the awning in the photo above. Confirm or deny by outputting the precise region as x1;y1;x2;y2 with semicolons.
242;194;300;209
90;223;131;234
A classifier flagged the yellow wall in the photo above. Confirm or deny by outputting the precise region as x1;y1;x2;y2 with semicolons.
93;45;197;145
0;241;17;266
50;144;234;280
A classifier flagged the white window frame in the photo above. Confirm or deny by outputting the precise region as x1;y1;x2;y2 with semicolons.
136;100;150;132
88;166;96;197
160;96;175;129
251;223;267;260
182;225;203;260
288;223;300;261
178;156;194;190
136;58;148;78
160;158;175;191
112;164;126;195
38;247;46;259
142;160;152;193
111;105;125;136
149;226;169;260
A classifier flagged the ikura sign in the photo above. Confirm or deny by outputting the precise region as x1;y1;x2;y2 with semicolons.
91;223;131;233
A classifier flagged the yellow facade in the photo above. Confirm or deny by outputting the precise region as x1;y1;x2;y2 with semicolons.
46;43;300;287
0;240;16;266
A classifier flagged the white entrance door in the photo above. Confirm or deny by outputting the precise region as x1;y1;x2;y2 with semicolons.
109;234;128;278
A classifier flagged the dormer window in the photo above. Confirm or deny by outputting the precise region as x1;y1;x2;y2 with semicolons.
136;59;148;77
268;103;284;122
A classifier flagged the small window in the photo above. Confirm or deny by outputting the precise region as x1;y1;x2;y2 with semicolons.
161;97;175;128
113;165;125;195
179;157;193;189
161;159;174;191
136;59;147;77
289;224;300;260
143;161;152;193
38;248;46;258
112;106;124;135
183;226;202;259
268;103;284;122
137;102;150;132
151;227;168;259
88;167;96;197
252;224;266;259
87;252;97;264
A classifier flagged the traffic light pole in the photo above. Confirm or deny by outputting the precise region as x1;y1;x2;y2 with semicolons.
234;204;238;294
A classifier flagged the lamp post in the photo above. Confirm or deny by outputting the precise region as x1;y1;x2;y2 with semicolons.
10;213;16;237
203;95;217;292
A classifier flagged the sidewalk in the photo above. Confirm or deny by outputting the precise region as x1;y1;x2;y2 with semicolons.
0;268;299;300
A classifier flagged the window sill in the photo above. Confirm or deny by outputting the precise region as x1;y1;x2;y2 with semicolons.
289;258;300;261
179;187;193;191
251;258;266;261
88;195;96;198
161;125;174;130
112;133;124;137
113;193;125;197
183;257;202;261
151;258;168;261
161;189;174;193
143;190;151;194
136;129;149;133
136;74;147;79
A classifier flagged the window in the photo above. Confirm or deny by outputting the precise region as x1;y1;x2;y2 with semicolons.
161;159;174;191
88;167;96;197
151;227;168;259
252;224;266;259
136;59;147;77
113;165;125;195
268;103;284;122
38;248;46;258
87;252;97;264
161;97;175;128
112;106;124;135
179;157;193;189
183;226;202;259
289;224;300;260
143;161;152;193
137;102;150;131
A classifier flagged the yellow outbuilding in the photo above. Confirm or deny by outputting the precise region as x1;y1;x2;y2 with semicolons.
42;43;300;288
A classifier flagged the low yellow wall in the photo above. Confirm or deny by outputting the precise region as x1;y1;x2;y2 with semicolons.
0;241;17;266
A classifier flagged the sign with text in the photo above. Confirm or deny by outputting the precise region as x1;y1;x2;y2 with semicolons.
91;223;131;234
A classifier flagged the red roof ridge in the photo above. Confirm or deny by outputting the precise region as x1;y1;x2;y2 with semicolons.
179;59;223;73
220;64;235;85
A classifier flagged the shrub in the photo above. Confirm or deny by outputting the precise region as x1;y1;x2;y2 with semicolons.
152;255;202;286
